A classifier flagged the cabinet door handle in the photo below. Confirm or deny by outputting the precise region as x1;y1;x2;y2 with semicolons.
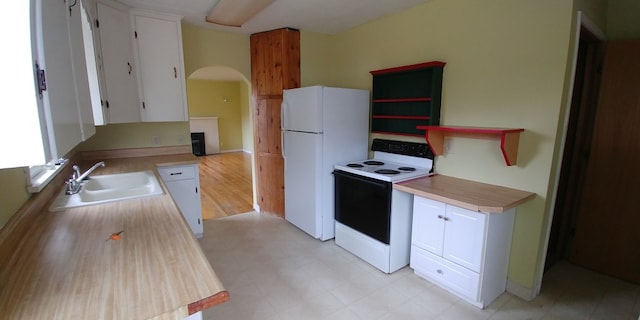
127;62;132;74
169;172;182;176
437;269;443;274
173;67;177;78
437;215;444;219
443;217;450;221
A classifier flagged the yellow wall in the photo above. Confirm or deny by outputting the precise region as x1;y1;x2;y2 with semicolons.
239;81;253;152
187;80;244;151
326;0;574;290
0;169;30;227
78;122;190;151
300;31;339;87
181;23;251;81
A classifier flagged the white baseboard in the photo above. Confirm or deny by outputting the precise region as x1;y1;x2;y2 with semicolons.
506;280;537;301
217;149;244;154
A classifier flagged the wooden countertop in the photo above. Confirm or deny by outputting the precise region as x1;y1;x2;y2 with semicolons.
0;153;228;319
394;174;535;213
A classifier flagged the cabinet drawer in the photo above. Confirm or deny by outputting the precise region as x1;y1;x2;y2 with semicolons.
411;245;479;301
157;165;196;181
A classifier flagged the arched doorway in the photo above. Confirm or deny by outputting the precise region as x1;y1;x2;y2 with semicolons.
186;65;256;219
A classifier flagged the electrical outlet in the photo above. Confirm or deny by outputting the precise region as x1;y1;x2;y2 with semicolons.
444;138;454;154
152;135;160;146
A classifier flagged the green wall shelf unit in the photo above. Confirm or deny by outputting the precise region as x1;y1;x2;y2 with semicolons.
370;61;446;137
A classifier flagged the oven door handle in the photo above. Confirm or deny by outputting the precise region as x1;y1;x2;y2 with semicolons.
333;170;389;189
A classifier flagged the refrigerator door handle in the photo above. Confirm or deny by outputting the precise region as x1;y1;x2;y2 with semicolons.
281;130;286;158
281;100;288;131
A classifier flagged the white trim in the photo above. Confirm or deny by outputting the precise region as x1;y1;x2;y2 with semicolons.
219;148;245;154
535;10;606;296
506;280;537;301
25;158;69;193
580;12;607;40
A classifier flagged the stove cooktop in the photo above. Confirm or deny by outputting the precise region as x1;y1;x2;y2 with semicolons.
334;158;431;182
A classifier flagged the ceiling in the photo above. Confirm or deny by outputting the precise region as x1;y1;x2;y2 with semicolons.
116;0;431;35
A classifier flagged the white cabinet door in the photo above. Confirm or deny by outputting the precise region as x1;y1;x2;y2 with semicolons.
158;165;203;237
411;195;515;308
97;1;141;124
412;196;446;256
67;2;96;140
133;12;187;122
443;205;486;273
36;0;87;159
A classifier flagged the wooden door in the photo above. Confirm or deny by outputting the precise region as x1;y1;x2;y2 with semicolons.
570;40;640;284
250;28;300;216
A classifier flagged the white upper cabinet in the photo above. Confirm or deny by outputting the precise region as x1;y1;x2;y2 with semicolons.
132;11;188;122
36;0;88;159
96;1;141;124
67;1;97;140
36;0;97;159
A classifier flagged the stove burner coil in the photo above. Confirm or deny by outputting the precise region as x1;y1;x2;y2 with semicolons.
398;167;416;171
375;169;400;175
346;163;364;168
364;160;384;166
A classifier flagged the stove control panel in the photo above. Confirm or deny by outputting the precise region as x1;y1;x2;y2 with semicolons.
371;139;433;159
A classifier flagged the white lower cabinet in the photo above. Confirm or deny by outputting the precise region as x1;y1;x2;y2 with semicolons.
410;196;515;308
158;164;203;238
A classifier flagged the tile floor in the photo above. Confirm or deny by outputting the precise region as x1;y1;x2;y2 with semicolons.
199;212;640;320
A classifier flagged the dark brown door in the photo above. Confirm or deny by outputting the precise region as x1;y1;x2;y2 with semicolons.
546;28;603;270
569;40;640;284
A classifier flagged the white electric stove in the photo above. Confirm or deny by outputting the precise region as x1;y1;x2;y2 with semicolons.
333;139;434;273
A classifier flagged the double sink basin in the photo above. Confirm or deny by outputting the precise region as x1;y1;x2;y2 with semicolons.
49;170;164;211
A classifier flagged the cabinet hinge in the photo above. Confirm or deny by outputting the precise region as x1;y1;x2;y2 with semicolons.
35;62;47;96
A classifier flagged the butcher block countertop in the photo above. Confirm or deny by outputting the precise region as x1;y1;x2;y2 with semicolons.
394;174;536;213
0;152;228;319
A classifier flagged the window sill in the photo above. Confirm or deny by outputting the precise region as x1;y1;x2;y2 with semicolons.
26;159;69;193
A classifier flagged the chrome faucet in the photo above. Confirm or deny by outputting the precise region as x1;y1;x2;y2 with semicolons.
65;161;105;195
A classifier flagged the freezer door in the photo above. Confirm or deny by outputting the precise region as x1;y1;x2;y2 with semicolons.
283;130;323;238
282;86;323;133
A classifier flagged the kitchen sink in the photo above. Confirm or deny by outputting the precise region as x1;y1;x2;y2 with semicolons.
49;170;164;211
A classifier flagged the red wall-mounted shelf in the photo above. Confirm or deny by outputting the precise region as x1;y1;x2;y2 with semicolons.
416;126;525;166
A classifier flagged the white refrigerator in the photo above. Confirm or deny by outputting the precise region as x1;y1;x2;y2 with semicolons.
282;86;370;240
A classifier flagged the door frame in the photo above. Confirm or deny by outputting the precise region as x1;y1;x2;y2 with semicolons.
535;11;606;296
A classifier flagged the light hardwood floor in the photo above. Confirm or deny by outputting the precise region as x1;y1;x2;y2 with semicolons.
199;152;253;220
